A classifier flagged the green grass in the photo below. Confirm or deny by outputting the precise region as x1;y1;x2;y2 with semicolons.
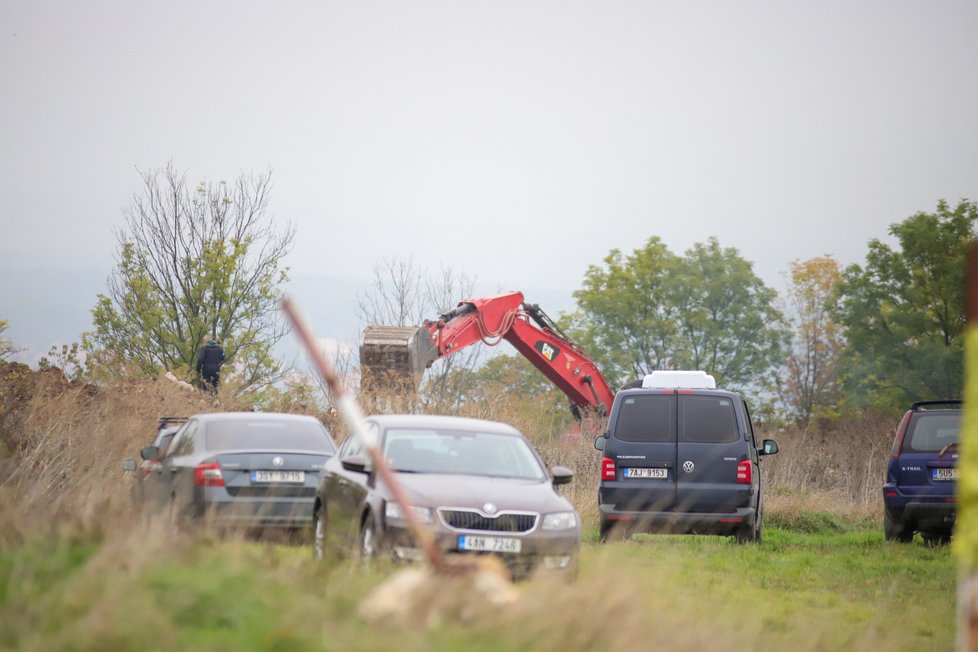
0;523;956;652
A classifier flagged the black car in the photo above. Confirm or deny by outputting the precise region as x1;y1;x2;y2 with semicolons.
883;400;961;544
138;412;336;530
595;371;778;543
313;414;581;577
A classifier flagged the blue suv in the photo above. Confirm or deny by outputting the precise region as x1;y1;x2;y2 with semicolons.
883;400;961;544
595;371;778;544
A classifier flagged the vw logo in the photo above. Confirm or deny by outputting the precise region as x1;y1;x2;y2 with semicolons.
483;502;498;515
682;460;695;473
272;456;285;467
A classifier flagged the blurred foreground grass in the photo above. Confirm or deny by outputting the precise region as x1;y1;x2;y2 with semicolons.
0;518;954;652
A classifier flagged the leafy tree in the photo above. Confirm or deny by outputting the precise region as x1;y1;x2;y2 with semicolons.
670;238;788;390
567;237;680;387
87;164;294;391
567;236;787;392
834;199;976;411
0;320;18;362
779;256;845;424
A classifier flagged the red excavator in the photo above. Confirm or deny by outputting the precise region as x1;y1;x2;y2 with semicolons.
359;291;615;417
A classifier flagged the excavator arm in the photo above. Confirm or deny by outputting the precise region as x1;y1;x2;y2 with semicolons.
359;291;614;415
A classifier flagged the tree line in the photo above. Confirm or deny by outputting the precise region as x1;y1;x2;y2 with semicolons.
7;164;974;425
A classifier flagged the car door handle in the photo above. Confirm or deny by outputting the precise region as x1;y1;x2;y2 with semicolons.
169;468;179;473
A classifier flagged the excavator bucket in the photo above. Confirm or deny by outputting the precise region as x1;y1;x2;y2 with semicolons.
359;326;439;381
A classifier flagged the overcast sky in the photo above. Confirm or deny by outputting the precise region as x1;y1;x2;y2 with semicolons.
2;1;977;361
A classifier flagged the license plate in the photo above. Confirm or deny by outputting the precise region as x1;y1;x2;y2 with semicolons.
251;470;305;483
457;535;522;554
623;467;668;479
933;468;958;481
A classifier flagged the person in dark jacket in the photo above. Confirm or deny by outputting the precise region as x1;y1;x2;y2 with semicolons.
196;336;225;392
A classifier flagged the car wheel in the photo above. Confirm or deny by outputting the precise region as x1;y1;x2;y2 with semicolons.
735;518;761;544
357;514;377;562
884;509;913;543
921;530;951;547
312;504;326;561
600;518;628;543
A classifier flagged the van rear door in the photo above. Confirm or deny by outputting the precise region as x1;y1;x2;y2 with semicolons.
675;394;751;514
604;393;677;513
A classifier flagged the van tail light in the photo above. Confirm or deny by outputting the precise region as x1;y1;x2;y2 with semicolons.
736;460;752;484
601;457;617;481
194;462;224;487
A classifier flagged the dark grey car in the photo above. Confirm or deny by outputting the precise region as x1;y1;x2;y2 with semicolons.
140;412;336;530
313;414;580;577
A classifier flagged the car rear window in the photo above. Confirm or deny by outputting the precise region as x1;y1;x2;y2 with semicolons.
205;419;335;453
614;395;674;442
679;396;739;444
905;413;960;453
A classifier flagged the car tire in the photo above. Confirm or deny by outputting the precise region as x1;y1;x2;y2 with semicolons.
357;514;377;562
600;518;628;543
884;509;913;543
735;517;762;544
312;504;326;561
921;530;951;547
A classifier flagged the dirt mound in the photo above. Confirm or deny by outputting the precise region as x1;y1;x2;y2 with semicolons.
0;363;217;522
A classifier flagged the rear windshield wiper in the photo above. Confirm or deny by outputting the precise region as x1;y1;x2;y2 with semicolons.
939;442;959;457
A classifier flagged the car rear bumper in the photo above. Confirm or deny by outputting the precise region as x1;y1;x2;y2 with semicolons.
198;499;315;528
599;504;757;535
884;499;955;530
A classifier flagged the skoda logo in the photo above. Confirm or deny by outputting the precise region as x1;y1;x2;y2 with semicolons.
483;502;498;515
682;460;695;473
272;456;285;467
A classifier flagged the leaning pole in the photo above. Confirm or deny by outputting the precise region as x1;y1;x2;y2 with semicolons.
957;242;978;650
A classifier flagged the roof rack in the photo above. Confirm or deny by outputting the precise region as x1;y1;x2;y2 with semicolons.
911;400;962;411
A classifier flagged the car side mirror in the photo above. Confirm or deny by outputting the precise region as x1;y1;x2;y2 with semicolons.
341;455;369;474
594;436;607;452
122;459;138;472
140;446;160;461
760;439;779;456
551;465;574;486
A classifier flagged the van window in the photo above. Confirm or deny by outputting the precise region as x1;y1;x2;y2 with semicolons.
614;395;674;442
680;396;739;444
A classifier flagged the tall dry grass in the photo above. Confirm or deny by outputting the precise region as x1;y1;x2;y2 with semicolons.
1;363;896;539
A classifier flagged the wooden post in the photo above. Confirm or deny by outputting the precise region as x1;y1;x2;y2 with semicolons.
282;297;445;571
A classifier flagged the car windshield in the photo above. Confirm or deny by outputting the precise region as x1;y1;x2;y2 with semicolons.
382;428;547;480
205;419;335;453
906;413;960;453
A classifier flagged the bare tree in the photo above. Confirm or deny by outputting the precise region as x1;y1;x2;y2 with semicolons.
356;258;482;411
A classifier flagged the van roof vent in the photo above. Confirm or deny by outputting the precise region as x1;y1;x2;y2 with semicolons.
641;370;716;389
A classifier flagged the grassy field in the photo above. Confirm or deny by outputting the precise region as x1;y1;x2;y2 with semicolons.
0;520;955;652
0;367;955;651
